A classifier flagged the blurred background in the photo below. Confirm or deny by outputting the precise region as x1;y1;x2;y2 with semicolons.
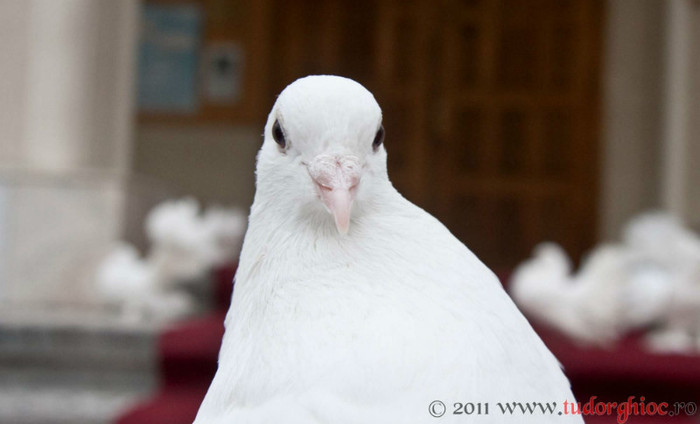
1;0;699;423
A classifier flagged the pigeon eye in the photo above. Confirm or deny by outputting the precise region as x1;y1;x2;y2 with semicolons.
372;125;384;152
272;120;287;149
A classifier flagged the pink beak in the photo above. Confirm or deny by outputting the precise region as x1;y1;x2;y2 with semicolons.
308;155;361;235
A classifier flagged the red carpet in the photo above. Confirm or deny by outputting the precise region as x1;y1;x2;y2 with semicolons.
116;269;700;424
116;267;234;424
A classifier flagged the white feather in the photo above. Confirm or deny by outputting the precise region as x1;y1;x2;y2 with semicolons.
195;76;580;423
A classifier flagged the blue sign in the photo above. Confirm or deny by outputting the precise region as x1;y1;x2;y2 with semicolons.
138;4;202;113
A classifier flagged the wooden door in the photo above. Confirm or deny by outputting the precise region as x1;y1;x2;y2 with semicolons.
267;0;603;269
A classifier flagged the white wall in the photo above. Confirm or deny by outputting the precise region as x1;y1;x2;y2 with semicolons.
662;0;700;229
0;1;30;166
599;0;666;240
0;0;139;305
0;0;137;174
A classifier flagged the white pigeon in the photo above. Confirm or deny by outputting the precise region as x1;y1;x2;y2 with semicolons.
509;242;622;344
95;242;194;322
201;206;248;265
511;214;699;350
146;198;246;282
146;197;219;282
194;76;581;424
96;243;157;315
623;213;700;353
510;240;677;346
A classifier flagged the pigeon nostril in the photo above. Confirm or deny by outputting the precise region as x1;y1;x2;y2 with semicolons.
308;154;362;192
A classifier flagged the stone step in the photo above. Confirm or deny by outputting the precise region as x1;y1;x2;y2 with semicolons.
0;386;143;424
0;305;160;423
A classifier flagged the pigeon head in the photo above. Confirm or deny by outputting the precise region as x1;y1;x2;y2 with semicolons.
256;75;387;235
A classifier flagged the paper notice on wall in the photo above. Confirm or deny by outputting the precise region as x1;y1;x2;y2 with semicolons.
137;4;202;113
203;43;244;104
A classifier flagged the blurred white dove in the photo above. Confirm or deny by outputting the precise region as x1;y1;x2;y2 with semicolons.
510;213;699;350
146;198;246;282
623;212;700;272
201;206;247;264
95;242;193;322
96;199;245;322
146;197;220;281
194;75;580;424
510;242;628;345
510;240;680;346
96;243;156;311
623;213;700;353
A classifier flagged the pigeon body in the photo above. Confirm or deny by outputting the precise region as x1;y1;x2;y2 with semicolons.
194;76;580;423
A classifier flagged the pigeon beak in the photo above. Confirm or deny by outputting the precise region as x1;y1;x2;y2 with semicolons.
317;184;356;235
308;155;361;235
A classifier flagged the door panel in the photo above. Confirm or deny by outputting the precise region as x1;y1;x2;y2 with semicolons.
267;0;602;269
